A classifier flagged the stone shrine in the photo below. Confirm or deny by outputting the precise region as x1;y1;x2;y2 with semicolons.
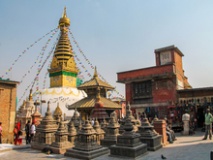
119;103;140;134
67;121;77;147
49;121;71;154
31;102;58;150
71;108;81;129
93;118;105;144
138;115;162;151
64;119;109;159
101;118;108;133
110;116;147;159
100;111;120;147
53;103;63;125
16;89;36;129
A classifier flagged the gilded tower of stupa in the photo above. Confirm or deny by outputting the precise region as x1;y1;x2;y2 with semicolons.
35;8;86;116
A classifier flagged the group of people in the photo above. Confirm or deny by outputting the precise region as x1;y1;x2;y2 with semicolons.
12;120;36;145
25;120;36;144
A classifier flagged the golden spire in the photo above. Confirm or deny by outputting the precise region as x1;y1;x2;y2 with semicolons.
29;89;33;101
59;7;70;30
93;66;98;78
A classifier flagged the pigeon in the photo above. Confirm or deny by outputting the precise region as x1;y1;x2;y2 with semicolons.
161;154;167;159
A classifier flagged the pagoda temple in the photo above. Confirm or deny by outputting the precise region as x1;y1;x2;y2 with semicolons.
33;7;86;117
67;67;121;120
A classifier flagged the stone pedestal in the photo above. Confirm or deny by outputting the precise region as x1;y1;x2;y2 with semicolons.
138;116;162;151
49;121;72;154
100;112;120;147
182;113;190;135
64;119;109;159
153;119;168;146
110;116;147;159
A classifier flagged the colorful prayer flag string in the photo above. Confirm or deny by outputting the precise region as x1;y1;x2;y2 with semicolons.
69;30;125;99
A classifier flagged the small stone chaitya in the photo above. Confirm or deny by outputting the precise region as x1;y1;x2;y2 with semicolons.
138;115;162;151
49;121;72;154
110;116;147;158
64;119;109;159
31;102;58;150
100;111;120;147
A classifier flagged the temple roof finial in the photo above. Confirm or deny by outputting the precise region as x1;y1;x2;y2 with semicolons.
93;66;98;78
62;6;67;18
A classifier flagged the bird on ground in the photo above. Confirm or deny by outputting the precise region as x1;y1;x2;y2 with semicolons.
161;154;167;159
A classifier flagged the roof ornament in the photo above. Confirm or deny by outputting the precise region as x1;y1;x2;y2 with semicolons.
93;66;98;78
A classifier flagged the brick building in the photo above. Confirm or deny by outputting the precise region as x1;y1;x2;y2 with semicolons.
0;78;19;143
117;45;191;119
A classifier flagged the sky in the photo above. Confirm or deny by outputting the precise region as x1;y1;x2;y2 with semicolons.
1;1;213;106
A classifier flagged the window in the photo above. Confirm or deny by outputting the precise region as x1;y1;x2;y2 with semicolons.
133;81;152;98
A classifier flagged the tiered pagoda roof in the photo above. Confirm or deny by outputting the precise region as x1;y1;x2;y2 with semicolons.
67;67;121;110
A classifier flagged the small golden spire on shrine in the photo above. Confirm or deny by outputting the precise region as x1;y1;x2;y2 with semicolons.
29;89;33;101
93;66;98;78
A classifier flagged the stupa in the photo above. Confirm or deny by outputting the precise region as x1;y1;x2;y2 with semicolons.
16;89;36;129
33;7;86;117
100;111;120;147
138;114;162;151
110;103;147;159
67;121;77;147
119;103;140;134
110;116;147;159
49;121;71;154
31;102;58;150
93;118;105;144
64;118;109;159
53;103;63;124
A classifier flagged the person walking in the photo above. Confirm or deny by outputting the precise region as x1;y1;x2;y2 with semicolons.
30;122;36;143
0;122;2;144
25;120;31;144
203;108;213;140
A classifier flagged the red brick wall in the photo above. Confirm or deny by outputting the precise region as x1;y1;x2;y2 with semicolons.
152;78;177;103
117;64;175;82
0;82;17;143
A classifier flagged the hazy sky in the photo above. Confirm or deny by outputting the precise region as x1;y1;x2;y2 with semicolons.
1;1;213;105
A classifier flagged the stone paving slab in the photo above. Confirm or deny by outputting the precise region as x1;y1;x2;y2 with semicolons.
0;130;213;160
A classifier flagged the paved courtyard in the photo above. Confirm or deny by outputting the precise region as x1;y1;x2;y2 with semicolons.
0;130;213;160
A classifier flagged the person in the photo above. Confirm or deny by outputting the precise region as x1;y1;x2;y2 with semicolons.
0;122;2;144
25;120;31;144
203;108;213;140
165;118;176;143
30;122;36;143
13;124;19;145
